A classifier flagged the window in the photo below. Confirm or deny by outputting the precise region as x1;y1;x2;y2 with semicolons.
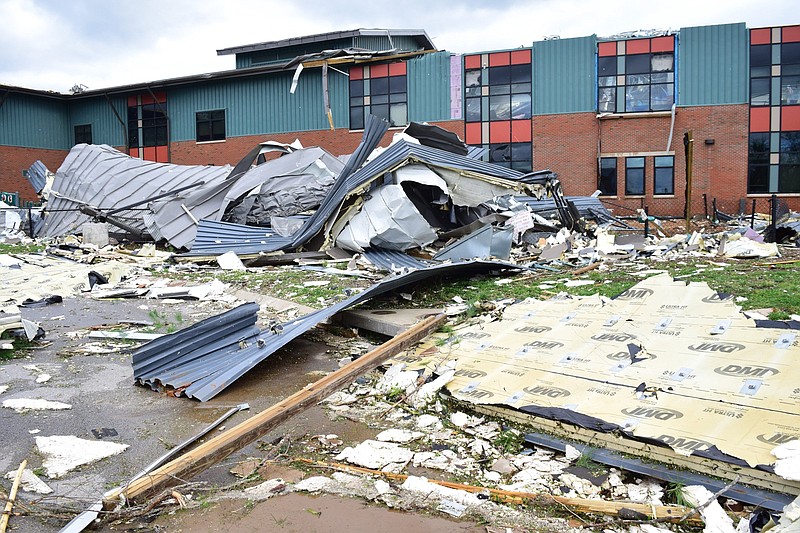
196;110;226;142
748;27;800;193
598;37;675;113
598;157;617;195
349;62;407;130
625;157;645;195
127;93;168;162
463;50;533;172
653;156;674;195
74;124;92;145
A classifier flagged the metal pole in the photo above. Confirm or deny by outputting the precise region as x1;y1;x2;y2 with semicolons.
683;130;694;233
750;199;756;229
702;194;708;219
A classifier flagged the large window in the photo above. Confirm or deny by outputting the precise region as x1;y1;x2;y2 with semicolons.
463;50;533;171
74;124;92;145
598;36;675;113
625;157;645;195
748;26;800;193
598;157;617;196
127;93;168;162
653;156;674;195
349;62;407;130
196;110;226;142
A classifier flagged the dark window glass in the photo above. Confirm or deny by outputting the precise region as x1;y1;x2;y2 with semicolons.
651;84;674;110
653;155;674;195
74;124;92;144
778;165;800;192
780;132;800;164
751;78;771;105
489;65;511;85
370;77;389;95
783;42;800;65
371;103;390;122
781;75;800;105
748;165;770;193
371;94;389;105
489;95;511;120
625;157;645;195
389;92;407;103
510;94;531;119
349;79;364;98
349;106;364;130
599;157;617;195
598;56;616;76
510;142;532;161
750;44;771;67
196;109;225;142
466;98;482;122
389;75;406;93
489;84;511;96
626;54;651;74
509;64;531;83
127;106;138;122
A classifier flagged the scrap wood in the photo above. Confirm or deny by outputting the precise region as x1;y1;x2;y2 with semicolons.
108;313;446;507
0;459;26;533
293;458;702;524
571;261;600;276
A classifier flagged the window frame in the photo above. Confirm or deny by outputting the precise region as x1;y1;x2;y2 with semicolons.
598;157;618;196
349;64;408;130
597;40;675;114
195;109;226;143
74;124;92;145
653;155;674;195
625;156;646;196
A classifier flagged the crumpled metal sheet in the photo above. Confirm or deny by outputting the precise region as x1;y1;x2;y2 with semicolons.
41;144;232;240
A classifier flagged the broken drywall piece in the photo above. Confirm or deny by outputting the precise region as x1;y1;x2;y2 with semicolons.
773;439;800;481
293;476;333;493
0;385;8;395
35;435;129;478
682;485;736;533
35;374;52;384
242;478;286;499
334;440;414;472
401;475;485;508
375;429;424;443
216;251;246;270
2;398;71;411
4;468;53;494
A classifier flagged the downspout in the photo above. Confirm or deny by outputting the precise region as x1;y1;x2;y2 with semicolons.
103;93;128;149
146;86;171;163
665;102;677;152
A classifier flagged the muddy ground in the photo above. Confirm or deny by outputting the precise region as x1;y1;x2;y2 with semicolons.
1;291;510;532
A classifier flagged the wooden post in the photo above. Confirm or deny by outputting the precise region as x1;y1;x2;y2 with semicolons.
111;313;447;506
1;459;26;533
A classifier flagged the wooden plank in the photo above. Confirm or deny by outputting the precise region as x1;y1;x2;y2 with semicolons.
1;459;26;533
468;402;800;496
111;313;447;506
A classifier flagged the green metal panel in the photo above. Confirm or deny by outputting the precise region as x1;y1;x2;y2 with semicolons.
407;52;451;122
533;36;597;115
67;96;127;147
168;69;349;141
678;23;748;106
0;92;70;149
354;35;420;52
237;38;354;68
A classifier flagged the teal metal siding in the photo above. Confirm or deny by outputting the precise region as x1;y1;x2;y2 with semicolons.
236;38;354;68
678;23;748;106
533;36;597;115
67;96;127;147
0;92;70;149
354;35;421;52
169;69;349;140
407;52;451;122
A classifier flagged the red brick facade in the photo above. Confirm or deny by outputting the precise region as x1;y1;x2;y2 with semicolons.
533;105;799;218
0;146;68;204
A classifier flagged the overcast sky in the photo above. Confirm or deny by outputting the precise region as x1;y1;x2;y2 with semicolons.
0;0;796;93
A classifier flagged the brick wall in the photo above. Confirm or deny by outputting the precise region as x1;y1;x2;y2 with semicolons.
532;105;798;218
0;146;69;204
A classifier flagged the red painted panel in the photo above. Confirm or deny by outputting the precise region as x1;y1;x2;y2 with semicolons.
750;28;771;45
781;106;800;131
782;25;800;43
370;63;389;77
598;41;617;57
156;145;169;162
152;91;167;104
464;55;481;69
350;66;363;80
489;52;510;66
143;147;156;161
750;107;771;132
465;122;482;145
511;120;532;142
510;49;531;65
140;93;154;105
626;39;650;54
388;61;407;76
129;148;139;158
127;96;138;107
651;36;674;53
490;121;511;143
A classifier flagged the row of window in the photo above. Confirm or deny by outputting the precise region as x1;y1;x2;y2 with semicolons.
598;156;675;196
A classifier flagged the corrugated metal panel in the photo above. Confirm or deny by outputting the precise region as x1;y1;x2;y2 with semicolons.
362;248;431;271
678;23;748;106
354;35;422;52
169;69;349;141
67;96;127;147
134;259;519;401
25;160;49;193
407;52;452;122
533;36;597;115
0;92;70;149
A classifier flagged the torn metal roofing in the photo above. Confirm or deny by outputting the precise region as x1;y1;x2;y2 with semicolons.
133;260;520;401
361;248;431;272
25;160;49;194
41;144;232;241
183;119;531;258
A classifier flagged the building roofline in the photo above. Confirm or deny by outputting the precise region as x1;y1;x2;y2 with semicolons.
216;28;435;56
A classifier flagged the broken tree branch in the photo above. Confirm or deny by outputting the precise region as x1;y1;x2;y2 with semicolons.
1;459;27;533
110;313;446;507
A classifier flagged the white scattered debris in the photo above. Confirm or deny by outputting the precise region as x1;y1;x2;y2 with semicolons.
3;398;72;411
335;440;413;472
564;444;582;461
682;484;737;533
773;439;800;481
563;279;595;287
374;479;392;496
303;280;330;287
4;468;53;494
375;429;424;443
450;411;483;428
374;363;418;394
626;479;664;505
409;365;455;407
401;475;485;508
293;476;333;493
415;414;442;430
35;373;52;384
216;251;246;270
35;435;128;478
0;385;8;395
242;478;286;499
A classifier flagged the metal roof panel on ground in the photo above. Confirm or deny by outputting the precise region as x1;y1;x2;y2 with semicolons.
41;144;232;240
134;260;521;402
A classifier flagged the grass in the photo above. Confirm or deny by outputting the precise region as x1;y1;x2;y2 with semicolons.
0;242;46;255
